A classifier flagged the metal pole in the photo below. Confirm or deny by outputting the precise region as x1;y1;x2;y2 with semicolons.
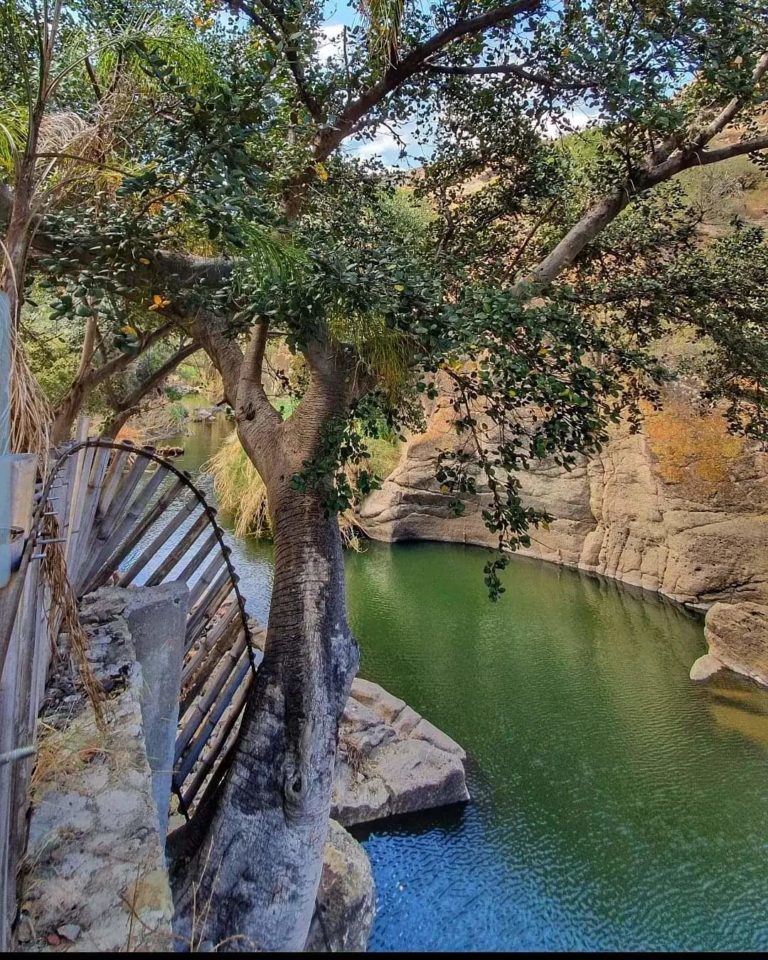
0;747;34;768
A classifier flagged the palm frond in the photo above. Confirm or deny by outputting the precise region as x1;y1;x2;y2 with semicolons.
0;104;27;176
360;0;405;69
231;223;306;295
37;111;91;155
328;308;411;398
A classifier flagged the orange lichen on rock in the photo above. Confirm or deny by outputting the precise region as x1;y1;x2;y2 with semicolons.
643;397;744;490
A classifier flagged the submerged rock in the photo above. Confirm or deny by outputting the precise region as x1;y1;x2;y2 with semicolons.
191;407;217;422
690;653;725;682
333;678;470;826
306;821;376;952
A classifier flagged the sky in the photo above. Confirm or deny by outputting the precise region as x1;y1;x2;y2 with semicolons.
316;2;595;168
215;2;594;168
316;3;433;169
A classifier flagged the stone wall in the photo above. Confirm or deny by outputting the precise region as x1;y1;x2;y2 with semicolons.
17;588;182;951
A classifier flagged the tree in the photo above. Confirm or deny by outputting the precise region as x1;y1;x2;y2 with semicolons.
4;1;768;950
163;3;768;949
0;0;237;444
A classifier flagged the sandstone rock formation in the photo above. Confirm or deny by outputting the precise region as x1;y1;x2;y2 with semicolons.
305;820;376;952
360;389;768;609
698;602;768;687
360;387;768;687
689;652;725;682
332;678;470;826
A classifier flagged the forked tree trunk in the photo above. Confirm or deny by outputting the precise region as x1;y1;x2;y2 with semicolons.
174;482;359;951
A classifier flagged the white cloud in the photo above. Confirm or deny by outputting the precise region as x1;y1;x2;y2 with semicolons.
540;105;596;140
345;120;428;168
354;130;402;161
315;24;345;63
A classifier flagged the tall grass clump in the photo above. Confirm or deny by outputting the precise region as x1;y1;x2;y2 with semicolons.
206;430;401;547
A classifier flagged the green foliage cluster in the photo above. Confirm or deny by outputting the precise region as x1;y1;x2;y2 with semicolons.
4;0;768;598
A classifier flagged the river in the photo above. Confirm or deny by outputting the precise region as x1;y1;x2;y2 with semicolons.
166;417;768;951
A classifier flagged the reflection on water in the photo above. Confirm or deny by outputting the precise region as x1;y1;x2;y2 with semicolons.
706;675;768;750
167;418;768;952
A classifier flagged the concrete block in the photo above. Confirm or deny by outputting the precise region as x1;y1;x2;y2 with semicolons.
124;582;188;843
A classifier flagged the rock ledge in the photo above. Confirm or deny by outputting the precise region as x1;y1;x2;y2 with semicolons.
332;677;470;827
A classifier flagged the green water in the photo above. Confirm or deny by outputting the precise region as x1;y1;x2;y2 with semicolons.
171;419;768;951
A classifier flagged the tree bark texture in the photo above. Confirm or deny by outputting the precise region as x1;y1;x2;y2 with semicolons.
174;484;358;951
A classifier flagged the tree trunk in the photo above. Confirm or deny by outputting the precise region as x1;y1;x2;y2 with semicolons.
173;482;359;951
50;316;99;444
50;381;90;444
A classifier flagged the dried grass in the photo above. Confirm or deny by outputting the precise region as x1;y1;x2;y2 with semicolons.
205;433;365;549
8;318;52;464
30;721;106;801
339;732;366;778
40;513;106;730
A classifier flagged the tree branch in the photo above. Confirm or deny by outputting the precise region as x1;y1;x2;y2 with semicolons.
85;318;177;388
236;321;282;429
229;1;324;122
426;61;589;91
179;307;245;407
84;56;103;100
103;339;200;436
522;82;768;289
646;133;768;186
74;314;99;382
0;183;233;287
315;1;545;160
694;50;768;148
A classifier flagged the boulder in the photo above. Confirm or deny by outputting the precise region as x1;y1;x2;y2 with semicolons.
702;602;768;687
305;821;375;952
192;407;216;422
333;679;469;826
368;738;469;818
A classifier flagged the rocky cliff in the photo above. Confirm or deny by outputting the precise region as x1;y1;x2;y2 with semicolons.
360;386;768;684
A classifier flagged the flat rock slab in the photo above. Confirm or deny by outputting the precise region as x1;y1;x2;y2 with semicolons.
332;678;469;826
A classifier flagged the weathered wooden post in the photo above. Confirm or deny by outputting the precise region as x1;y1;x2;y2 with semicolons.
0;290;11;593
0;293;40;948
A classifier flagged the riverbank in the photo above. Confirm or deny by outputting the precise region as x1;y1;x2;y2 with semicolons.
165;408;768;689
18;584;470;952
142;420;768;951
358;387;768;687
